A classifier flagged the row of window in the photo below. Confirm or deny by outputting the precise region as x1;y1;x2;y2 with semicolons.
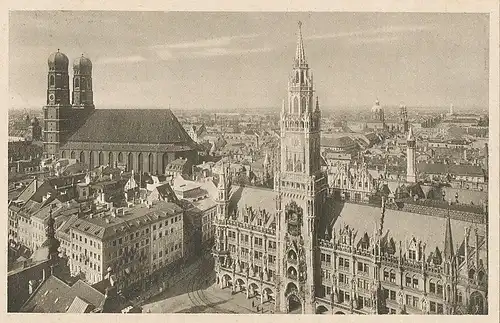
153;227;177;240
152;244;181;260
72;232;101;249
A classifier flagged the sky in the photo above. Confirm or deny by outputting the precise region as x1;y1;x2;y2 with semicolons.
9;11;489;111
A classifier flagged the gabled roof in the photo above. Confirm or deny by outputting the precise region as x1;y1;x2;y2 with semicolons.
21;276;105;313
65;109;195;145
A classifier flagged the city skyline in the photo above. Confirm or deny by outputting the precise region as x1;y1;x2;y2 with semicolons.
9;12;489;111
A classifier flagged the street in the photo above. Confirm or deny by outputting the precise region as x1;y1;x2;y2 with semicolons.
141;253;275;313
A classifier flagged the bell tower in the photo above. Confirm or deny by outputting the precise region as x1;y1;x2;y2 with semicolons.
43;50;72;158
275;22;328;314
72;54;95;109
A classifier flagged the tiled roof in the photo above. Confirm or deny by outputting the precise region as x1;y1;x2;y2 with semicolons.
66;296;93;313
321;136;358;148
417;163;485;177
229;185;277;225
21;276;105;313
65;109;195;145
332;202;486;256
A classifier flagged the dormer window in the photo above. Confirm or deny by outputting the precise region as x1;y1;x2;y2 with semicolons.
409;249;416;260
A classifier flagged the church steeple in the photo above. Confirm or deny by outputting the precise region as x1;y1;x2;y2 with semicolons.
294;21;307;67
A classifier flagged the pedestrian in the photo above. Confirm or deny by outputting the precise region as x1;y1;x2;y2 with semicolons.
256;305;259;312
252;300;255;308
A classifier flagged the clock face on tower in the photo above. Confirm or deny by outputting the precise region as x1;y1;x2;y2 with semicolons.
48;93;55;103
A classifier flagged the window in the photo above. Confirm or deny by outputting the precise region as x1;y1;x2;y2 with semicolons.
437;303;443;314
437;284;443;296
390;290;396;301
119;238;123;245
412;296;419;308
409;249;416;260
357;262;368;274
412;277;419;289
430;301;436;313
254;237;262;246
406;295;412;306
429;281;436;293
405;276;412;287
383;270;389;281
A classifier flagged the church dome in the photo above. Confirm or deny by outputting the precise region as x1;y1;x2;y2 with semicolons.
73;54;92;73
48;50;69;71
371;99;382;113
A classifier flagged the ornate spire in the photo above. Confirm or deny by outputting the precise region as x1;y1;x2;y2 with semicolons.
444;208;454;259
407;126;415;141
315;96;320;112
42;204;60;261
294;21;307;66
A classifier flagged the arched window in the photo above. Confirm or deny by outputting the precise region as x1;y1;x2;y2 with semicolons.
108;152;114;166
49;75;55;86
477;270;484;282
75;77;80;88
293;97;299;114
81;77;86;89
80;151;85;163
301;96;307;113
162;153;168;173
148;153;154;174
98;151;104;166
469;268;475;279
89;151;94;168
70;151;75;159
127;153;133;171
137;153;143;172
118;152;123;163
61;151;66;158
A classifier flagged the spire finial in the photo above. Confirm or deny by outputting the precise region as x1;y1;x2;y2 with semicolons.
295;21;306;66
57;49;60;52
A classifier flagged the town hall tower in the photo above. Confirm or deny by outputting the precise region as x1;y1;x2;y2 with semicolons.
274;21;328;314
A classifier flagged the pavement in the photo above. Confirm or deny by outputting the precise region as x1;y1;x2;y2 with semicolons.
141;253;276;313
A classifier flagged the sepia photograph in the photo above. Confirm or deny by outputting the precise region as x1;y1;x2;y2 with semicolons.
6;10;494;316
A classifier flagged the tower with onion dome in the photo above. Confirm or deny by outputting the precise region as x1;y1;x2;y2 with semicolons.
72;54;94;108
43;50;72;157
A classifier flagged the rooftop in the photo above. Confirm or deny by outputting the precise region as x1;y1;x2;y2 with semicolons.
70;201;183;240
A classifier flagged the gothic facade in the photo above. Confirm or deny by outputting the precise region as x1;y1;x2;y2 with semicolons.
212;22;488;315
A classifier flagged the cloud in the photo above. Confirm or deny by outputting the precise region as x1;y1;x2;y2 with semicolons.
307;24;435;40
95;55;146;64
150;33;268;60
154;34;259;49
190;47;272;57
349;36;400;45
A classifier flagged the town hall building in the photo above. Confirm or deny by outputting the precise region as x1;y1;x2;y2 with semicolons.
212;22;488;315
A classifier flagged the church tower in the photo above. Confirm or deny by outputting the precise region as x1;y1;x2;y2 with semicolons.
399;103;408;133
406;127;417;183
43;50;72;158
275;22;328;314
72;54;95;109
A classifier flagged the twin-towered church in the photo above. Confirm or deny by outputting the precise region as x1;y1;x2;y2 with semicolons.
43;50;198;174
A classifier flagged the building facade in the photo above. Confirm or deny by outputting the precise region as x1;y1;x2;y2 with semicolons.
66;201;184;290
